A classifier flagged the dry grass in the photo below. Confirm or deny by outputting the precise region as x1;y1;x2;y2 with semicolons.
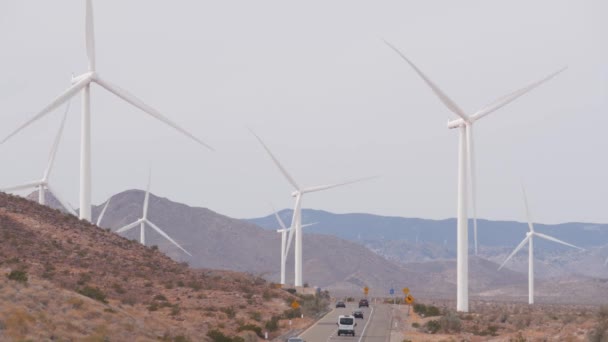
397;299;601;341
0;193;307;340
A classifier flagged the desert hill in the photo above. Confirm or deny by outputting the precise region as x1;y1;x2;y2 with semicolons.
20;189;608;305
249;208;608;254
0;192;299;341
250;209;608;279
91;190;462;297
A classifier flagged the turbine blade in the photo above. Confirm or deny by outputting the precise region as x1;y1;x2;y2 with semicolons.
0;77;90;145
301;176;377;194
534;232;584;250
115;219;141;234
1;181;41;192
146;220;192;256
43;100;71;181
46;184;77;216
94;77;214;151
85;0;96;71
604;256;608;267
466;124;479;255
143;169;151;219
279;222;317;233
284;195;302;259
521;184;535;232
249;129;300;190
383;40;469;121
471;67;567;121
96;196;112;226
272;207;288;230
498;235;530;270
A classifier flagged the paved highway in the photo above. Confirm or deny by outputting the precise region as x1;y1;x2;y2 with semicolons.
299;303;392;341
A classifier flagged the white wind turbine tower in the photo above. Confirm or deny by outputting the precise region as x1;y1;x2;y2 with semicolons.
0;0;212;222
251;130;373;287
384;41;566;312
115;171;191;256
272;208;316;285
1;102;76;216
499;186;584;304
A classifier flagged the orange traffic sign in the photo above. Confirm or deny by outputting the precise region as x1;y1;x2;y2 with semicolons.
291;300;300;309
364;286;369;295
405;294;414;304
402;287;410;295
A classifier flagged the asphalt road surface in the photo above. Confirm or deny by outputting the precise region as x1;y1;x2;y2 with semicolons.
299;303;392;341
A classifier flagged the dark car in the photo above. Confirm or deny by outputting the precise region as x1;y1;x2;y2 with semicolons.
336;301;346;308
353;310;364;319
358;299;369;308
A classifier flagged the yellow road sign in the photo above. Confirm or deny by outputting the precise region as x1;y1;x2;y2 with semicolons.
405;294;414;304
364;286;369;295
291;300;300;309
402;287;410;295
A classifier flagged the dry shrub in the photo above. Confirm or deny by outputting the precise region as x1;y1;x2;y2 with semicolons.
4;309;35;339
588;305;608;342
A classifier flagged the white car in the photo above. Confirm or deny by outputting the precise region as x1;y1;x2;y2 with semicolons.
337;315;357;336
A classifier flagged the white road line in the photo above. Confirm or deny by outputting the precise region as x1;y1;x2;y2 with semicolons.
298;308;336;338
357;305;375;342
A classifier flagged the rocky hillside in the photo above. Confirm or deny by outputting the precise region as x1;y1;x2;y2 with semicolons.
23;189;608;304
0;192;300;341
92;190;460;296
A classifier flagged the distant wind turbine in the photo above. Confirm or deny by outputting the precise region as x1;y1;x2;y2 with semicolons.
115;171;191;256
272;208;316;285
1;101;75;216
0;0;212;222
251;130;374;286
604;256;608;267
498;185;584;304
384;40;566;312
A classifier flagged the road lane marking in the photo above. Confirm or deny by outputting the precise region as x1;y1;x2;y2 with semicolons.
357;305;375;342
298;308;336;338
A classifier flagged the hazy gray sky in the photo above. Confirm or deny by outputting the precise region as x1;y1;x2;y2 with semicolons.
0;1;606;224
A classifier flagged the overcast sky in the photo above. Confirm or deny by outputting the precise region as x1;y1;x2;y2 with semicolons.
0;1;606;224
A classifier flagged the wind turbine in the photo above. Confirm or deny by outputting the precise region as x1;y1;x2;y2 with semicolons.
498;185;584;304
604;256;608;267
115;171;191;256
251;130;373;286
272;208;316;285
1;101;76;216
0;0;212;222
384;41;566;312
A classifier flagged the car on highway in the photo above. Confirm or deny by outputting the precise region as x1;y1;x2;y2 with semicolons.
359;298;369;308
287;338;305;342
335;301;346;308
337;315;357;336
353;310;364;319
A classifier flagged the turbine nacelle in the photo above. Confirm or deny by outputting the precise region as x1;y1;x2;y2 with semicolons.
291;190;300;198
447;118;467;129
71;72;96;85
